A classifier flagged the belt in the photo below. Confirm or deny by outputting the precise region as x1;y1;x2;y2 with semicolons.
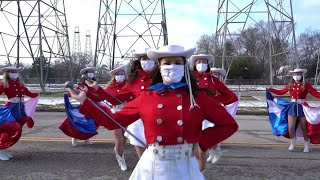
291;99;305;103
147;142;195;161
114;104;125;110
8;97;24;103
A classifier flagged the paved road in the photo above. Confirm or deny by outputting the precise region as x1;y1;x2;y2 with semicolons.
1;112;319;180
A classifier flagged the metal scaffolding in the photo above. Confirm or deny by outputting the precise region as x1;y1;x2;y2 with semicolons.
215;0;298;85
84;30;93;57
0;0;72;91
72;26;81;53
94;0;168;70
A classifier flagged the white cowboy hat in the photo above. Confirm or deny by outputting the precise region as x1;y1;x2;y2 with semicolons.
289;68;307;74
80;67;97;75
189;54;214;67
132;48;149;58
211;67;227;77
0;66;22;74
110;65;127;76
147;45;196;61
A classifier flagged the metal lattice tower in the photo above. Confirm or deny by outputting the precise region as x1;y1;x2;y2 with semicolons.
215;0;298;85
94;0;168;69
73;26;81;53
0;0;72;91
84;30;93;57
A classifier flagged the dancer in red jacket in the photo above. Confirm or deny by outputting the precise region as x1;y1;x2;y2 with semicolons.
67;45;238;180
60;67;101;147
190;54;238;170
105;65;133;171
268;68;320;152
92;48;156;158
0;66;39;161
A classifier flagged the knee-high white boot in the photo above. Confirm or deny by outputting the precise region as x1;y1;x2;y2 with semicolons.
0;149;10;161
303;139;311;153
211;144;222;164
206;148;214;163
288;137;296;151
83;139;93;145
71;138;78;147
3;149;12;159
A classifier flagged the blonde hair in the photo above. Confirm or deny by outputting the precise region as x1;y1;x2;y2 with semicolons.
2;71;23;88
2;72;10;88
106;77;116;87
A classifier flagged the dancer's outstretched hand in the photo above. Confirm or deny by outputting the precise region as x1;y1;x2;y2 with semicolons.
66;88;87;103
86;80;99;90
78;85;88;92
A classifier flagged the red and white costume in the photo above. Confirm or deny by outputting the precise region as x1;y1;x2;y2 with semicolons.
80;87;238;179
0;66;39;160
194;71;238;105
268;82;320;100
72;45;238;179
60;67;100;146
96;56;153;148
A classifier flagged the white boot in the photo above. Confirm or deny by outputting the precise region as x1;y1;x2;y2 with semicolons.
3;150;12;159
0;150;9;161
83;139;93;145
115;153;128;171
303;139;311;153
288;137;296;151
211;145;222;164
71;138;78;147
206;149;214;163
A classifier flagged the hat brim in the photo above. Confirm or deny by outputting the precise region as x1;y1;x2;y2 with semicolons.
211;68;227;77
289;69;307;74
132;52;147;58
0;66;22;74
189;55;214;67
110;65;127;76
80;67;97;75
147;48;196;61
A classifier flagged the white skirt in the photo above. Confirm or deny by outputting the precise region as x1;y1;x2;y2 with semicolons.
124;119;147;147
129;143;205;180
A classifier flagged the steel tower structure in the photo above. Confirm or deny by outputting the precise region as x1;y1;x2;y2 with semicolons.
84;30;93;57
94;0;168;69
72;26;81;53
215;0;298;85
0;0;72;91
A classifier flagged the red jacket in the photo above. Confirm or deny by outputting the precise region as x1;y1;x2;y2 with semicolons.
78;82;105;103
193;71;238;105
0;80;38;105
0;80;37;149
269;82;320;99
79;87;238;151
105;81;134;103
97;69;150;105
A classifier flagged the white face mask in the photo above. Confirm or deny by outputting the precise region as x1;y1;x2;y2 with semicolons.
141;60;155;72
196;63;208;72
87;73;95;79
115;75;125;82
293;75;302;81
9;73;19;79
160;65;185;84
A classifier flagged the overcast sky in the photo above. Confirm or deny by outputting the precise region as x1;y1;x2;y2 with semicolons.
65;0;320;51
1;0;320;66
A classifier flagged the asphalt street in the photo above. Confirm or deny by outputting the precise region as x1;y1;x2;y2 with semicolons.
1;112;319;180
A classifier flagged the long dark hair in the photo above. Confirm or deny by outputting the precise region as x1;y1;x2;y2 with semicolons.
127;59;142;83
150;58;213;96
